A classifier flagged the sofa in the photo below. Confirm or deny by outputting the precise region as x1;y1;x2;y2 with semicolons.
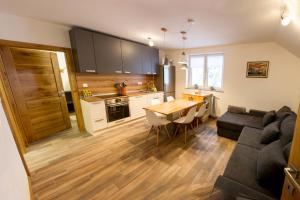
214;106;297;200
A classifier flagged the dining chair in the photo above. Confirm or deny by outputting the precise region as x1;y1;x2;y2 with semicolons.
151;98;166;118
173;106;197;144
167;96;175;102
145;110;171;146
195;102;208;127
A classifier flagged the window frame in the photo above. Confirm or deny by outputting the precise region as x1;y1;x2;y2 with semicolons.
187;53;224;91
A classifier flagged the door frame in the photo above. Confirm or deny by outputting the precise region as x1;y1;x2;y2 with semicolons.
0;39;85;152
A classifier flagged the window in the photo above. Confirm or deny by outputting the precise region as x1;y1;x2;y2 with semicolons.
188;53;224;90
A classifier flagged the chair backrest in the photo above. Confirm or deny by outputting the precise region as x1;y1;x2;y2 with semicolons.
196;102;208;117
167;96;175;102
151;98;161;105
183;106;197;124
145;110;161;126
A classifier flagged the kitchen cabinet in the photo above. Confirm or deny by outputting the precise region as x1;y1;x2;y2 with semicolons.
80;100;107;134
121;40;143;74
70;28;97;73
151;48;159;74
129;95;148;119
93;33;123;74
141;46;152;75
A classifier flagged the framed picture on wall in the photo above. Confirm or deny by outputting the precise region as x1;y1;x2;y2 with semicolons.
246;61;269;78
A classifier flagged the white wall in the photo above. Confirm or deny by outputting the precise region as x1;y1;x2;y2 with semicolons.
165;42;300;116
0;12;70;47
0;99;30;200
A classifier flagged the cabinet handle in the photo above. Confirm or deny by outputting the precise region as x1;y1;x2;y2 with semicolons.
115;70;122;74
115;119;125;123
124;71;131;74
86;69;96;73
95;119;104;122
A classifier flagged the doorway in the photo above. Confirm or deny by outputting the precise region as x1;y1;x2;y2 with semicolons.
0;47;72;143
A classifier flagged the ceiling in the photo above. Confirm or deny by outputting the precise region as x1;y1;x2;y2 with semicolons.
0;0;299;53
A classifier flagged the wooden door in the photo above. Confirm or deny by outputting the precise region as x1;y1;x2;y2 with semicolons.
0;47;71;143
93;33;123;74
69;28;97;73
281;103;300;199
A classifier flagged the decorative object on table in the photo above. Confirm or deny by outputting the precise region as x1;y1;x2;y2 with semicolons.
114;81;127;96
147;80;157;92
246;61;269;78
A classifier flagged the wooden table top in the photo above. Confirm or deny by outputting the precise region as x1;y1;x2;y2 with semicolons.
143;99;202;115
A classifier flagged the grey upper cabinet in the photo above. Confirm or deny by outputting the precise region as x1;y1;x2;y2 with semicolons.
141;46;152;75
93;33;123;74
69;28;97;73
121;40;143;74
150;48;159;74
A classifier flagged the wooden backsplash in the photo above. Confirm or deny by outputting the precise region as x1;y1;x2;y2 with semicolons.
76;73;155;95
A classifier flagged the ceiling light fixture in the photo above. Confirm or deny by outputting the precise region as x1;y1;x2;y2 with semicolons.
161;27;170;66
178;31;188;69
148;37;154;47
281;13;291;26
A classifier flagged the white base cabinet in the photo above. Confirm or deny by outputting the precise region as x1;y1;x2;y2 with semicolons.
80;100;107;134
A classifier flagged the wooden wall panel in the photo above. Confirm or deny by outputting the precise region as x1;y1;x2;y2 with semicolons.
76;73;155;95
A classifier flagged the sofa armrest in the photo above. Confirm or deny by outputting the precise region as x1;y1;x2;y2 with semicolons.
249;109;267;117
214;176;277;200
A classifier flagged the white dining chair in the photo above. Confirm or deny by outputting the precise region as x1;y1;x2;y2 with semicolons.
167;96;175;102
145;110;171;146
195;102;208;127
151;98;166;119
173;106;197;144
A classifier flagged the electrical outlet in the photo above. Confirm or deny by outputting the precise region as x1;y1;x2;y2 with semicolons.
83;83;88;88
137;82;142;85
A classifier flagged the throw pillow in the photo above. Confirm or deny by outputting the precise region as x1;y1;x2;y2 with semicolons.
228;105;246;114
283;142;292;161
276;106;292;121
262;111;275;126
260;121;280;144
257;140;287;190
280;115;296;146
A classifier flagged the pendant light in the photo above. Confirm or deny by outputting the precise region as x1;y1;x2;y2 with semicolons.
161;27;169;66
148;37;154;47
178;31;188;68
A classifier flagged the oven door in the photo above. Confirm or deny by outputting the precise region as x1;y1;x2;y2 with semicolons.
106;103;130;122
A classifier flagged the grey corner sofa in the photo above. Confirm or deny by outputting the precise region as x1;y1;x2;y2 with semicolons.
214;106;297;200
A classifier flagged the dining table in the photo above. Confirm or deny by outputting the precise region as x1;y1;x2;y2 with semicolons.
143;98;203;120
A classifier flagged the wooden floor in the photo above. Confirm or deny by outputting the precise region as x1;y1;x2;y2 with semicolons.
25;118;236;200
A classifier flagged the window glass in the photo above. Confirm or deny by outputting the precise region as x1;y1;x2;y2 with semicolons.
189;56;205;87
207;55;223;89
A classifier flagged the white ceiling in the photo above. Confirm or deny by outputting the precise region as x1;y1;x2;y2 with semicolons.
0;0;299;53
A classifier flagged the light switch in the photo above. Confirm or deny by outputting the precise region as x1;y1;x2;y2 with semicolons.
83;83;88;88
137;82;142;85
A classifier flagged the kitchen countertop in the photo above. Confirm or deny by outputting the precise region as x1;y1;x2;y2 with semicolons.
81;91;164;102
183;91;212;97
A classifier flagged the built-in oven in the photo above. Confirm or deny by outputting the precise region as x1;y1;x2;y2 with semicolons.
105;96;130;123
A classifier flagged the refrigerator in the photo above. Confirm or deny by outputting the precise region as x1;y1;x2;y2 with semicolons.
156;65;176;101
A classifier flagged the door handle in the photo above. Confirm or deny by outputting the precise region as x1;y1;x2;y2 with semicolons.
284;166;300;192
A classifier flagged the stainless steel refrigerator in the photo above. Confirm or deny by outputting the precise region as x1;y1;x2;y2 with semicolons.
156;65;176;101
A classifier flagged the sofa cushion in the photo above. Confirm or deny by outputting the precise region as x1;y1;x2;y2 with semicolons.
283;142;292;161
244;116;264;129
217;112;263;132
260;121;280;144
276;106;292;121
223;144;275;197
228;105;247;114
262;111;276;126
238;127;265;149
256;140;286;194
280;114;297;146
